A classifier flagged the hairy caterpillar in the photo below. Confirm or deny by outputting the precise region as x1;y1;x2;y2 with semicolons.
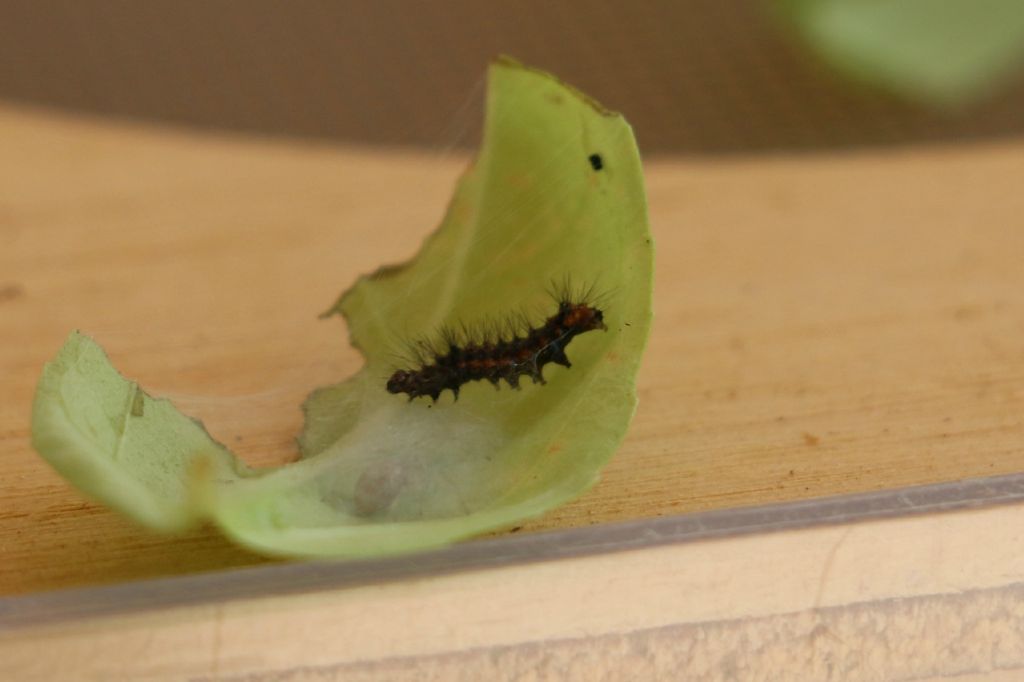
386;286;607;402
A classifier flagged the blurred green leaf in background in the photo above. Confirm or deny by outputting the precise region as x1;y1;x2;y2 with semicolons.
776;0;1024;107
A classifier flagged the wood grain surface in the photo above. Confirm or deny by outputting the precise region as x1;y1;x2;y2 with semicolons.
2;105;1024;596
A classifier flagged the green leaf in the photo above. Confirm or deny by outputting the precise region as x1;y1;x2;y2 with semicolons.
31;331;251;533
775;0;1024;106
31;57;654;558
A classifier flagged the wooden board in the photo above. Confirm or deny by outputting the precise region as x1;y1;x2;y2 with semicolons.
3;104;1024;596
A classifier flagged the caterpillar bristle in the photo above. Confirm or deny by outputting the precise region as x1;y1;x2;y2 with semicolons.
386;281;607;403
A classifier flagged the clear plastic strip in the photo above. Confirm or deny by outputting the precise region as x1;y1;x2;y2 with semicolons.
3;471;1024;629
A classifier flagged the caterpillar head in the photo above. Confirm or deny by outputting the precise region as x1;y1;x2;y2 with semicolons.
561;302;607;333
386;370;416;396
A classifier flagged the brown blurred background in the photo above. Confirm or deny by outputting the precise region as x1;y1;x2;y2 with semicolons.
2;0;1024;155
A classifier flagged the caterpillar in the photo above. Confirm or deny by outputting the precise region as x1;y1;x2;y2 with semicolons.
386;287;607;402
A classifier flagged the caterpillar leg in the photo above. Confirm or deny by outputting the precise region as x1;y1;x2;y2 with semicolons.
529;363;546;384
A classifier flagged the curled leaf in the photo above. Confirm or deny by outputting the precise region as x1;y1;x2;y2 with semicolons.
31;57;654;557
